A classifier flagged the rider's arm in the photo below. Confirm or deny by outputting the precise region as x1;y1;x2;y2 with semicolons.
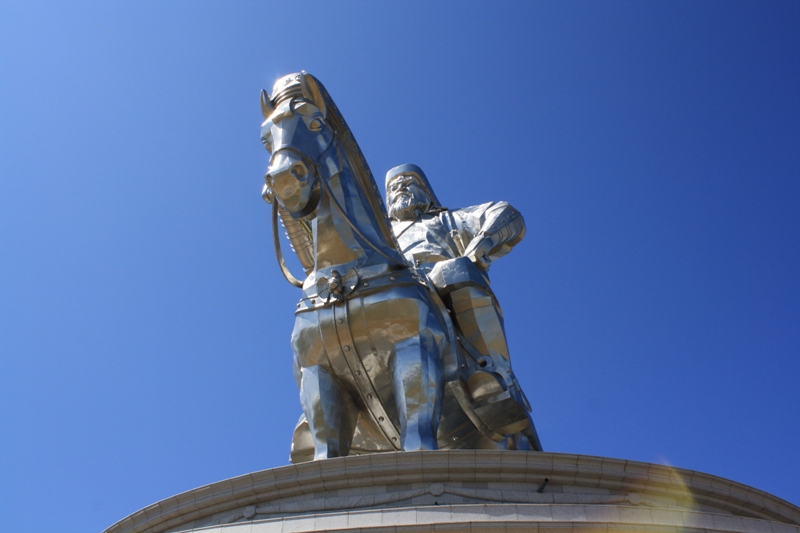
459;202;526;270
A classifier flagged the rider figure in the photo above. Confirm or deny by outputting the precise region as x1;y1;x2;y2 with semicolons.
386;164;541;451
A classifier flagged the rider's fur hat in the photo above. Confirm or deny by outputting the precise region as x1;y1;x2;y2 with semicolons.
385;164;442;209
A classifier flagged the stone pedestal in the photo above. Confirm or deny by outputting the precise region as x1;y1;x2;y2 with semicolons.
104;450;800;533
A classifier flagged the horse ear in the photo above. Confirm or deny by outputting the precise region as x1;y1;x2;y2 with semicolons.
302;74;327;118
260;89;274;119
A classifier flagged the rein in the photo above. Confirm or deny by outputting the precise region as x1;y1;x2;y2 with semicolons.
317;143;408;268
271;196;305;288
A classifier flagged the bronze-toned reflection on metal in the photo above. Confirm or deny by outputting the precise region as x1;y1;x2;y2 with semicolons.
261;72;541;462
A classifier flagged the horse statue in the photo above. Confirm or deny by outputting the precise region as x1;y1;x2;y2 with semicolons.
260;72;541;462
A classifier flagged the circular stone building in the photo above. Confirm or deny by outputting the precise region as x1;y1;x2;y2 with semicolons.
104;450;800;533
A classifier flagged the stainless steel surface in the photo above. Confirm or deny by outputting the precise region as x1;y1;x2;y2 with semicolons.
260;72;541;462
386;164;541;450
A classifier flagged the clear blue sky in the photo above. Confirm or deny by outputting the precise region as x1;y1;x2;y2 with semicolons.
1;2;798;532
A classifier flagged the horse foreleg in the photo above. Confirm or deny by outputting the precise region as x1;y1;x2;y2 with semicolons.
391;334;443;451
299;365;358;459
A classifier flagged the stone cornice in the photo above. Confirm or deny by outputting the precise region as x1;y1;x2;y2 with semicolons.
103;451;800;533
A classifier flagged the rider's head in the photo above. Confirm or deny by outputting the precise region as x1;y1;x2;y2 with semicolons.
385;164;442;221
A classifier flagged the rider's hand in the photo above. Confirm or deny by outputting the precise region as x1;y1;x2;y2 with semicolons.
463;234;494;270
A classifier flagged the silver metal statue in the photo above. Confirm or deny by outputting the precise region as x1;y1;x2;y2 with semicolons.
386;164;540;450
260;72;541;463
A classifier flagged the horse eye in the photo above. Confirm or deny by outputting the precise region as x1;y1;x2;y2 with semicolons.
308;118;323;132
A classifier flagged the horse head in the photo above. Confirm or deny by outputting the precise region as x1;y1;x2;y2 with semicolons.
261;72;338;219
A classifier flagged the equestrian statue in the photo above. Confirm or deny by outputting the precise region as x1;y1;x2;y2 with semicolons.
259;72;541;462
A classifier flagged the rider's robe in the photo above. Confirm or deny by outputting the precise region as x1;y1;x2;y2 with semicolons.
390;200;541;450
390;200;525;363
391;201;525;270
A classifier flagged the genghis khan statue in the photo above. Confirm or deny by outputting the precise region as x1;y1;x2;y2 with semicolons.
260;71;540;462
386;164;541;451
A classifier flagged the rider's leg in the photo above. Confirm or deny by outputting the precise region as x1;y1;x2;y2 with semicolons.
448;286;510;361
300;364;358;459
391;333;442;451
445;285;541;449
448;285;535;404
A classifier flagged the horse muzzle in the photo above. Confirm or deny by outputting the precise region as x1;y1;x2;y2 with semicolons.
267;150;319;217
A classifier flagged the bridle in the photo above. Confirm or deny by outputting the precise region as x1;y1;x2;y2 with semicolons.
267;113;335;288
267;101;407;288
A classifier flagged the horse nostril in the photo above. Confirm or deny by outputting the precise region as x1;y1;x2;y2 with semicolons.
290;163;307;180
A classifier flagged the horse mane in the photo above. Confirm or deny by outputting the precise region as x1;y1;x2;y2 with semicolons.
311;76;407;265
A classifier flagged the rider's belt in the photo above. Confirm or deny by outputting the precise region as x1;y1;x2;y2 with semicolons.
296;269;425;313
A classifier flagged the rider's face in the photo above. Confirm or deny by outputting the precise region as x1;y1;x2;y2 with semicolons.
387;175;430;209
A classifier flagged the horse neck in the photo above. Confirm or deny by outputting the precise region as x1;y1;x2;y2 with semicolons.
311;162;394;276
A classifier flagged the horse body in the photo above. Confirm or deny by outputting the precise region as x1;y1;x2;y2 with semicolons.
262;73;453;459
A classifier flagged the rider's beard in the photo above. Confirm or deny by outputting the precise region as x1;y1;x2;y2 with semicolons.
389;195;432;221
